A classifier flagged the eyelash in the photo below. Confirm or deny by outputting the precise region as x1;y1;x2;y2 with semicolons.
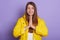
28;7;34;9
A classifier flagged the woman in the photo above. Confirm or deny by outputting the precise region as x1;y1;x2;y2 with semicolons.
13;2;48;40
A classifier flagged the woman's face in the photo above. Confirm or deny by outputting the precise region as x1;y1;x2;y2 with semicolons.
27;4;34;16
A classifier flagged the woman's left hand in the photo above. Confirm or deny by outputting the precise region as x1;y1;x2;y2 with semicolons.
30;24;36;30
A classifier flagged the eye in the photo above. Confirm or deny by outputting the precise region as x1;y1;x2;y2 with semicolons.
32;7;34;9
27;7;30;9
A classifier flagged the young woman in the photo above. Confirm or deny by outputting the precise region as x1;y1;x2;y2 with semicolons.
13;2;48;40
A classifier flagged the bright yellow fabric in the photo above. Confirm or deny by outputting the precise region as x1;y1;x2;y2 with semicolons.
13;15;48;40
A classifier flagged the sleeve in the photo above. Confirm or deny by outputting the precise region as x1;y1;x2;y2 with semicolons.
35;19;48;37
13;18;22;38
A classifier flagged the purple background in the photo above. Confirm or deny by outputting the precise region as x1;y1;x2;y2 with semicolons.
0;0;60;40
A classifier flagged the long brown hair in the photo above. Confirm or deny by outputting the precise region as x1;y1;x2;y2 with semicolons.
25;2;38;26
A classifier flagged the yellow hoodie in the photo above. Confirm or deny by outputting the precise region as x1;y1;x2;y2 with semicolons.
13;15;48;40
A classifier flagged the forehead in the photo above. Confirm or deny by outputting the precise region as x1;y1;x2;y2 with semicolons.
27;4;34;8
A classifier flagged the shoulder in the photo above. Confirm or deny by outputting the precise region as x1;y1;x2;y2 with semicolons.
17;17;24;22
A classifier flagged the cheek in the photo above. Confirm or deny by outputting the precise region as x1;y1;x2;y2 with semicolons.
32;9;34;13
31;9;34;15
27;9;30;14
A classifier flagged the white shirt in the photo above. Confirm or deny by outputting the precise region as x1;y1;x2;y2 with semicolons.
27;32;33;40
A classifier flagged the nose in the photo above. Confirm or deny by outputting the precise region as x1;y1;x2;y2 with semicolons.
29;8;32;11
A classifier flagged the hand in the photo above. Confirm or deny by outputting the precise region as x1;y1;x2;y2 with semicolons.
30;24;36;30
29;15;32;26
24;25;30;31
29;16;36;30
24;17;32;31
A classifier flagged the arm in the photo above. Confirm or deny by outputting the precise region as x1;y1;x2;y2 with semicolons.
32;19;48;37
13;18;22;38
13;18;30;38
35;19;48;37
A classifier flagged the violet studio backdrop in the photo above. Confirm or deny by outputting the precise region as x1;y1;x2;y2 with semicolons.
0;0;60;40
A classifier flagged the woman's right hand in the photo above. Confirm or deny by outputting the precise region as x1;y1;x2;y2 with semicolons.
24;16;32;31
24;25;30;31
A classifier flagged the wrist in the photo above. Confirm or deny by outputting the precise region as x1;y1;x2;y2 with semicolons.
24;26;30;30
32;25;36;30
